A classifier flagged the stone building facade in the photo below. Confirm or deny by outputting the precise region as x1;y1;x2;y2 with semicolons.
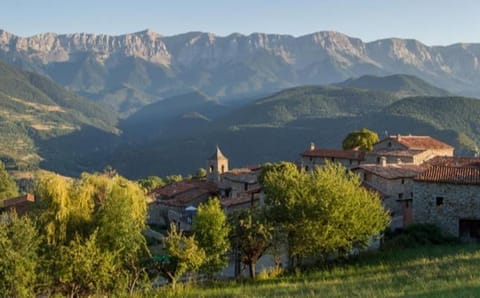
300;143;365;171
413;161;480;239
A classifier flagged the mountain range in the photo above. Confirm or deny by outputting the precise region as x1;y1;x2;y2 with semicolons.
1;29;480;116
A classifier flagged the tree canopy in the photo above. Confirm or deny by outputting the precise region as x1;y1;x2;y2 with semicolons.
192;197;230;277
34;170;149;295
342;128;379;151
0;161;19;200
261;161;390;267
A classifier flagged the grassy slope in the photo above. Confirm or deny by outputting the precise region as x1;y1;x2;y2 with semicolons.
156;244;480;297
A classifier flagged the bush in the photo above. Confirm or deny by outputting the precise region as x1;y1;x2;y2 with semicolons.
382;224;458;250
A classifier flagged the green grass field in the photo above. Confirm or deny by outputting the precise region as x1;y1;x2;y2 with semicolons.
153;244;480;298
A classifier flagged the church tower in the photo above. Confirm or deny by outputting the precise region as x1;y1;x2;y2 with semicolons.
207;146;229;183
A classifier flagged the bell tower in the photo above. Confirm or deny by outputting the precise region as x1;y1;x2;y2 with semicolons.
207;146;229;183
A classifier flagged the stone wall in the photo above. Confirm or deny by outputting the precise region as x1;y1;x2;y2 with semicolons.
301;156;360;171
413;182;480;237
356;169;415;229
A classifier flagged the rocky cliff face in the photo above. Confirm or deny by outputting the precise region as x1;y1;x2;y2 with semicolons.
1;29;479;113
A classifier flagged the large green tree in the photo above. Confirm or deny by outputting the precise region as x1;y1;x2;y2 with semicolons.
0;211;39;297
342;128;379;151
35;170;149;295
152;224;206;288
192;197;230;277
261;161;390;268
229;207;273;279
0;161;19;200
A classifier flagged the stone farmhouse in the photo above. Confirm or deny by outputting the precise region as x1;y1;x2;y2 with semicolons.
148;146;263;230
302;134;480;240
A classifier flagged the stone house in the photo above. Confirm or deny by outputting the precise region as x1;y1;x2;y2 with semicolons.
300;143;365;171
413;157;480;239
148;180;219;230
365;135;454;165
352;162;424;229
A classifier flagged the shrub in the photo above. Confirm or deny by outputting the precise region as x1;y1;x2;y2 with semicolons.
382;224;458;250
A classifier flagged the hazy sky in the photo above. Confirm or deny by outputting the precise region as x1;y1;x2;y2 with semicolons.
2;0;479;45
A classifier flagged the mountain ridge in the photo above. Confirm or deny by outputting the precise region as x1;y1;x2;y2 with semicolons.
1;29;480;115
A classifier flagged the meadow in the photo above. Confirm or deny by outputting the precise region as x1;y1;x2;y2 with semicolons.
154;244;480;298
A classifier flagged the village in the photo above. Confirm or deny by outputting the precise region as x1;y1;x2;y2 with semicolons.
146;134;480;241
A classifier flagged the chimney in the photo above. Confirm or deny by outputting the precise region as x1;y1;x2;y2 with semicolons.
397;134;401;141
380;156;387;167
310;142;315;151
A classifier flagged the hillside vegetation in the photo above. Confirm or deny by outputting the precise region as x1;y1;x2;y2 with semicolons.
108;80;479;178
336;74;451;98
0;61;118;170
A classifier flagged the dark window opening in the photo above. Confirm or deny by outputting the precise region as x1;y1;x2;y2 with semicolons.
377;157;381;164
305;166;309;171
388;141;392;148
221;165;225;173
401;178;405;184
209;165;214;173
331;157;335;162
244;183;248;191
436;196;444;206
398;193;403;199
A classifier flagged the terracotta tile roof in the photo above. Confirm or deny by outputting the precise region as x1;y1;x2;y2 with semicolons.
355;164;425;179
301;148;365;160
222;168;258;184
415;166;480;185
150;180;219;207
0;194;35;215
425;156;480;168
150;180;217;198
386;135;453;150
221;194;260;208
159;188;217;207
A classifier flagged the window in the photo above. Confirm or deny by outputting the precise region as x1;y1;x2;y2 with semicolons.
401;178;405;184
305;166;309;171
349;159;353;165
388;141;392;148
244;183;248;191
309;157;313;162
436;196;444;206
398;193;403;199
376;157;381;164
209;165;214;173
410;192;414;198
221;165;225;173
331;157;335;162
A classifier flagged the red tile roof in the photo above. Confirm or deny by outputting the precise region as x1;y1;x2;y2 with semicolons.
0;194;35;215
425;156;480;168
355;164;425;179
221;194;260;208
386;135;453;150
415;166;480;185
301;148;365;160
150;180;219;207
150;180;217;198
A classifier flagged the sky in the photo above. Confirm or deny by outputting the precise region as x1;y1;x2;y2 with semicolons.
1;0;479;46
